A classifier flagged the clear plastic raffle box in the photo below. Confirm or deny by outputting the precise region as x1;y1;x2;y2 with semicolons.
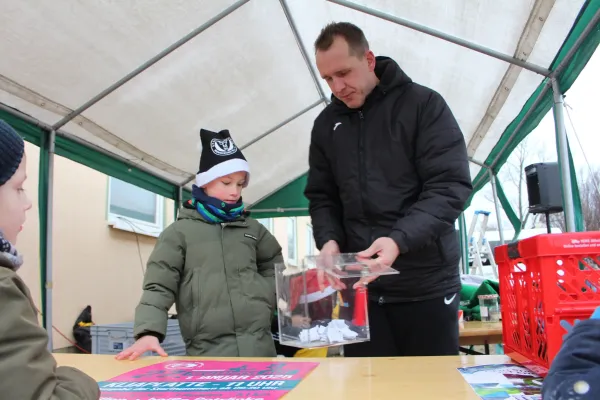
275;253;399;349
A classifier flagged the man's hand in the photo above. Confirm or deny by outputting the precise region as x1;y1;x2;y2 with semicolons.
353;237;400;289
321;240;340;257
316;240;346;291
357;237;400;267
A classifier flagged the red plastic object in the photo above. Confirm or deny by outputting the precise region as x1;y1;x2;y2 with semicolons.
353;286;367;326
495;232;600;375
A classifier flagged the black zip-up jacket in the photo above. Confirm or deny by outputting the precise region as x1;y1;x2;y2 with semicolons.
304;56;473;302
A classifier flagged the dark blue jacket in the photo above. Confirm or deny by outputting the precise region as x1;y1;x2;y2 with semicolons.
542;308;600;399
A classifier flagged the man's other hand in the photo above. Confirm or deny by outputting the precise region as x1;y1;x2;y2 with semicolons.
350;238;399;289
357;237;400;268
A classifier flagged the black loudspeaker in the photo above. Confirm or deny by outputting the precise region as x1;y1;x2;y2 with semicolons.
525;162;564;214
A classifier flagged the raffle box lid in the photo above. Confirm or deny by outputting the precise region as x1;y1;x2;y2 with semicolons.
303;253;400;278
274;253;399;350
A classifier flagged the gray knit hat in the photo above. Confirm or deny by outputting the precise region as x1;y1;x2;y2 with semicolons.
0;119;25;186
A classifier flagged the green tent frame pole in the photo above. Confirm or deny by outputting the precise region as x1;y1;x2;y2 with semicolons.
488;169;505;245
39;129;55;351
551;78;576;232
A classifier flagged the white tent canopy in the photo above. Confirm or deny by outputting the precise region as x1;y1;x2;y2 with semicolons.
1;0;597;206
0;0;598;348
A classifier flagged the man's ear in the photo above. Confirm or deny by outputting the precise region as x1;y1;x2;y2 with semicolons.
366;50;376;72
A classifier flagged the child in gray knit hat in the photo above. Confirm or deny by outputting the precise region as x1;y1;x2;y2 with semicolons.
0;119;100;399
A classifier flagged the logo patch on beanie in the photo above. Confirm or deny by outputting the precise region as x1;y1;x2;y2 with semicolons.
210;137;237;156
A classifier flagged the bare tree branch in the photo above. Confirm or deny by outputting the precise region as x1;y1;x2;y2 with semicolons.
538;166;600;232
497;137;551;229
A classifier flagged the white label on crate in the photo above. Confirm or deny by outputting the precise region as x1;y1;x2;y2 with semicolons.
563;238;600;249
109;339;133;352
480;306;489;318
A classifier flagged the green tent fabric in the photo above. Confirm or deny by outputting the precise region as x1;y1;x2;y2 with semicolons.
567;138;585;232
460;284;479;303
460;280;500;321
494;177;521;238
249;174;310;218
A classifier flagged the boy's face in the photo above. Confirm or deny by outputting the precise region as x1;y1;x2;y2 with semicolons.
0;154;32;244
203;171;246;203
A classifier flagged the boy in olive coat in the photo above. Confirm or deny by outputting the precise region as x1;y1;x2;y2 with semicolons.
117;128;283;360
0;119;100;399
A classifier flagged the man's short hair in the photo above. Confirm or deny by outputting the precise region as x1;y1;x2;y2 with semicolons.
314;22;369;57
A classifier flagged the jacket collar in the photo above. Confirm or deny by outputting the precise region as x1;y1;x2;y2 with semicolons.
0;232;23;271
178;204;249;226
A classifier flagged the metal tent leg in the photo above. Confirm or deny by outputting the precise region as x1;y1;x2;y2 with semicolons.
489;170;505;245
40;129;56;351
551;78;576;232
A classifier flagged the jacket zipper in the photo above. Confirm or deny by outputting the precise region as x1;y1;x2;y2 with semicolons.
191;272;200;335
220;223;240;354
357;111;374;245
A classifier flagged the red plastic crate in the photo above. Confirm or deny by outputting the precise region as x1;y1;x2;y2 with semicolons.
495;232;600;375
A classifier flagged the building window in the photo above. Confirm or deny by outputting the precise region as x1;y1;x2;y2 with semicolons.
257;218;273;233
287;217;297;265
306;224;315;256
107;177;164;237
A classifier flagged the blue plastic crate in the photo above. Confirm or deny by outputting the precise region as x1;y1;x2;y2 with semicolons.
91;319;186;356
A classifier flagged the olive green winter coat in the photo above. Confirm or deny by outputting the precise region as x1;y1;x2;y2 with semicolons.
134;205;283;357
0;266;100;399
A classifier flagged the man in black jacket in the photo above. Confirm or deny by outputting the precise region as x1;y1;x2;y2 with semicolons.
304;22;473;357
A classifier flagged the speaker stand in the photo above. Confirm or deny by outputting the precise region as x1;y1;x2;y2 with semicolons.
545;211;551;234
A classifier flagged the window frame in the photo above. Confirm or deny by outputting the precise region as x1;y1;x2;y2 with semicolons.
256;218;274;233
107;177;165;238
287;217;297;265
306;223;315;256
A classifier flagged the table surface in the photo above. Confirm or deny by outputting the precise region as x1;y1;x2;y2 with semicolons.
55;353;512;399
460;321;503;337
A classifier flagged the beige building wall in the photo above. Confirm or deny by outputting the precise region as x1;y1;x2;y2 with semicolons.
16;142;316;350
18;142;175;350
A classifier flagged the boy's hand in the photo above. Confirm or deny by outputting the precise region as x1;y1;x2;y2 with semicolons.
115;335;167;361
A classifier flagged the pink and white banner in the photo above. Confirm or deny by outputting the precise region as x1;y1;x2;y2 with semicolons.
99;360;319;400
